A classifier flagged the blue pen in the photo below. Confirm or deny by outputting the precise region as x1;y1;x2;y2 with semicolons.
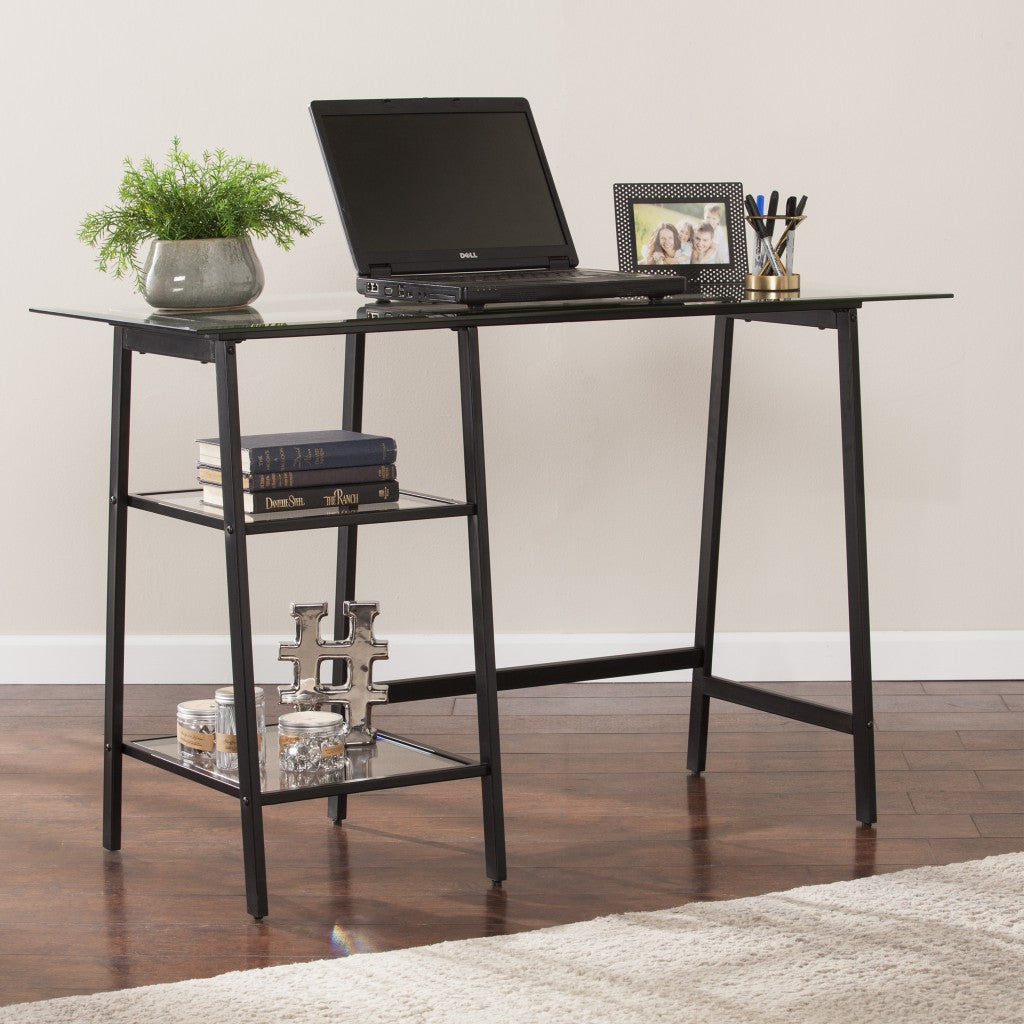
756;194;765;215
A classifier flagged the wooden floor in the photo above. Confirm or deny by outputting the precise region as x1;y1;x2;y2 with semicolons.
0;678;1021;1007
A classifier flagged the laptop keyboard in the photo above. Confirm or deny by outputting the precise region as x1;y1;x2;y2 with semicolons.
429;268;634;283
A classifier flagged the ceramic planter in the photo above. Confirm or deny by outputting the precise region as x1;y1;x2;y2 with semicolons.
142;237;264;310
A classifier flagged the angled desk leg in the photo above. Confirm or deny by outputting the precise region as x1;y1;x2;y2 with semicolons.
837;310;877;825
214;340;270;919
328;332;366;826
103;328;132;852
457;326;507;884
686;309;878;824
687;315;733;773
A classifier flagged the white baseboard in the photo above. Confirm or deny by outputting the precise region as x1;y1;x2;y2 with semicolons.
0;631;1020;684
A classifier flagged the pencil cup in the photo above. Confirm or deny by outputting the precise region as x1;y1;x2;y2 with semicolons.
744;214;803;295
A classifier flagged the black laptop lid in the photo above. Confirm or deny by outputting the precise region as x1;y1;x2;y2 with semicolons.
310;97;578;275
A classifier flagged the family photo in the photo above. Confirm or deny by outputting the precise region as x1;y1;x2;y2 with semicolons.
633;200;730;266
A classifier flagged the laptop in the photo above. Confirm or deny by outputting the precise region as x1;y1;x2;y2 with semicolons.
309;97;691;305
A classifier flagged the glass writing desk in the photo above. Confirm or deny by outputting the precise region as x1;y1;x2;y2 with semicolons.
33;287;953;918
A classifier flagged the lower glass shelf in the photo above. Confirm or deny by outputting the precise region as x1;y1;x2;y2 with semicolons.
126;727;487;803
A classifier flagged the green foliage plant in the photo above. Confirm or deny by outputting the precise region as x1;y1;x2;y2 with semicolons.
78;137;323;290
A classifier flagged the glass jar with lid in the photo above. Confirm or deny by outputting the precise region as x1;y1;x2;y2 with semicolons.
214;685;266;773
278;710;348;775
176;698;217;770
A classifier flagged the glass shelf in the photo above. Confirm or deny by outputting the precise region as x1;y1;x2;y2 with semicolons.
126;727;486;804
128;488;473;532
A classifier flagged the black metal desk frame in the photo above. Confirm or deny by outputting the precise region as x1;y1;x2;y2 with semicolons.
35;291;950;918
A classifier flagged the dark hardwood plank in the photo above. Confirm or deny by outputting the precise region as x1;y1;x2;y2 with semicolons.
904;748;1023;769
972;814;1024;837
909;790;1024;813
976;770;1024;790
923;680;1024;694
959;730;1024;749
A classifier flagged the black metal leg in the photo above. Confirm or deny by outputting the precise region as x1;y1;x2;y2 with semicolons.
327;794;349;825
837;310;878;825
215;340;270;918
103;329;132;852
687;315;734;774
457;326;507;884
328;333;366;826
333;333;365;638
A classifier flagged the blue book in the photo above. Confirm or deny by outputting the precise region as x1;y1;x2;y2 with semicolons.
197;429;397;474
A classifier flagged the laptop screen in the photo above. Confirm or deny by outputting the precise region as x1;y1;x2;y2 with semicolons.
311;99;577;274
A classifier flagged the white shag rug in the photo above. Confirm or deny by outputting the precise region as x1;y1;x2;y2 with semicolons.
4;853;1021;1024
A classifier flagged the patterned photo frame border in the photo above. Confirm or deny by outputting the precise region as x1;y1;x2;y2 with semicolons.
614;182;748;290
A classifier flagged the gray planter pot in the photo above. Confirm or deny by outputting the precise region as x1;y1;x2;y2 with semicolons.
142;237;265;310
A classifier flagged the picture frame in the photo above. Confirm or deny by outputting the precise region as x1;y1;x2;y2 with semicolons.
613;182;747;290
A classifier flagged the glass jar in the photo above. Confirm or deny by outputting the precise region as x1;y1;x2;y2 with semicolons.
176;699;217;770
214;685;266;773
278;710;348;774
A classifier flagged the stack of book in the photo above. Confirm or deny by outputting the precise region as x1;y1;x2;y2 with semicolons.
197;429;399;516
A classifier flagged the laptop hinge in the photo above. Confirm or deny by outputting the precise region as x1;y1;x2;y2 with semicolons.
549;256;573;269
369;264;392;276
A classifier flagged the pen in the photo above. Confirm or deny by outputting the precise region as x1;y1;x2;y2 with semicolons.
783;195;802;273
745;194;767;236
759;195;807;275
781;195;795;273
745;195;784;275
790;195;807;228
765;190;779;245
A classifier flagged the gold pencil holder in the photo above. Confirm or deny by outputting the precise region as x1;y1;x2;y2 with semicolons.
745;214;804;295
744;272;800;293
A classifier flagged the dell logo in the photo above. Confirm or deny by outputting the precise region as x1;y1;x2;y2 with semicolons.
459;251;479;259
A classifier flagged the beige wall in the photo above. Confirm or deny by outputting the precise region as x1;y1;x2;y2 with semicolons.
2;1;1021;658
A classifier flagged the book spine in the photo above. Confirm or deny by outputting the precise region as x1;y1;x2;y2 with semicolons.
249;438;397;473
246;480;400;513
198;464;398;489
249;464;397;490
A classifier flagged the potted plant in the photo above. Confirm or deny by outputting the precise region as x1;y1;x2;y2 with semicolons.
78;138;323;310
